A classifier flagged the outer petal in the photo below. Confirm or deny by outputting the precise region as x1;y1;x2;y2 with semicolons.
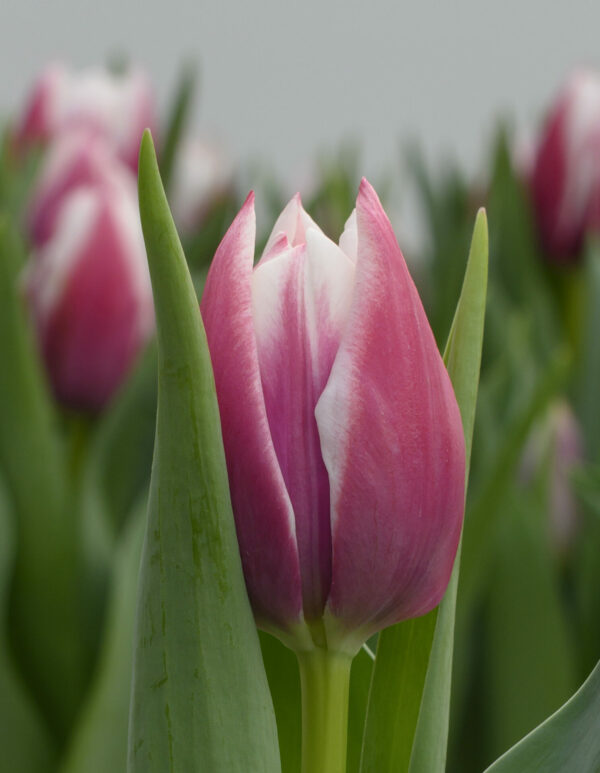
317;179;465;643
200;194;304;632
251;224;354;620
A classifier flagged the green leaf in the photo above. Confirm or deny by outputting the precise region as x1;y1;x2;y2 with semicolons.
407;208;488;773
347;647;374;773
359;210;488;773
60;497;146;773
260;632;301;773
159;63;197;194
483;659;600;772
128;131;280;772
577;239;600;461
0;217;86;737
0;473;56;772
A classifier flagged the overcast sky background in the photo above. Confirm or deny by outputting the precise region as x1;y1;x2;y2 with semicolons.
2;0;600;204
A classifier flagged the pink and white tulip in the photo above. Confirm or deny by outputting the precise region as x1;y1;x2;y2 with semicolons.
16;62;155;170
24;175;154;412
201;179;465;653
169;136;234;234
27;127;130;246
531;70;600;262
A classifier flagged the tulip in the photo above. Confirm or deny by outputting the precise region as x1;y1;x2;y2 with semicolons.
16;62;155;169
520;401;582;556
201;179;465;655
169;135;234;234
24;175;154;412
531;69;600;262
27;127;128;246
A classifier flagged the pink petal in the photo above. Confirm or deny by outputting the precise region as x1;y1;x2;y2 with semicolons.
317;179;465;639
251;221;354;620
200;194;304;630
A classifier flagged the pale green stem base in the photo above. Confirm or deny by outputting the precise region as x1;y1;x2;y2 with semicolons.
296;648;352;773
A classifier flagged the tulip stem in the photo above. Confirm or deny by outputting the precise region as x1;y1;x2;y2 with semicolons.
296;647;352;773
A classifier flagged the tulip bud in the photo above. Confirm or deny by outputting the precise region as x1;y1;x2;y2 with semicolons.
169;136;235;234
27;128;124;246
24;176;154;412
531;70;600;262
201;179;465;654
16;63;155;170
520;401;583;556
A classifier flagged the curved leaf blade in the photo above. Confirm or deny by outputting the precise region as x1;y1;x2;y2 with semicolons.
128;132;280;772
483;660;600;773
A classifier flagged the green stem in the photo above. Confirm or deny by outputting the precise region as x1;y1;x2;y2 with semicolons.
296;648;352;773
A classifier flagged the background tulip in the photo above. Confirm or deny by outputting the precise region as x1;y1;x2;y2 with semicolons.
16;62;155;169
201;178;465;654
27;127;129;246
169;135;234;234
24;176;154;412
531;69;600;262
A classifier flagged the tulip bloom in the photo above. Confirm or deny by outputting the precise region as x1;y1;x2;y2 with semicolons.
25;176;154;412
27;128;127;246
169;136;234;234
531;69;600;262
16;62;155;170
201;179;465;653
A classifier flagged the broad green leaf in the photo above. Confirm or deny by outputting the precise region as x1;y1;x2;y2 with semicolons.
0;217;86;737
483;659;600;773
0;474;56;772
60;498;146;773
484;486;576;762
160;62;196;193
360;210;488;773
128;132;280;772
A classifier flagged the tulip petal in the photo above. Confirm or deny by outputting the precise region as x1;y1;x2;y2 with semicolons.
201;194;304;630
262;193;319;255
252;222;354;621
317;179;465;639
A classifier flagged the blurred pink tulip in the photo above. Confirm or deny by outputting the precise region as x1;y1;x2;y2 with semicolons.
27;127;128;246
16;62;155;169
24;176;154;412
531;69;600;262
170;136;234;233
201;179;465;653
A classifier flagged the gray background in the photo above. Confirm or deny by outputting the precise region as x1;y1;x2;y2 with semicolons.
2;0;599;189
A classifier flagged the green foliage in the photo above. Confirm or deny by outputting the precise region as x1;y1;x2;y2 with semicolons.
128;132;281;772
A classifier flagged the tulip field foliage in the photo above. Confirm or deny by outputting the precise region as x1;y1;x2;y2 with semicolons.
1;60;600;773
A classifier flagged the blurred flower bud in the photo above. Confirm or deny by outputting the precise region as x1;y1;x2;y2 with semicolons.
27;127;124;246
16;62;155;169
24;176;154;412
531;69;600;263
169;136;235;234
520;401;583;555
201;179;465;653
